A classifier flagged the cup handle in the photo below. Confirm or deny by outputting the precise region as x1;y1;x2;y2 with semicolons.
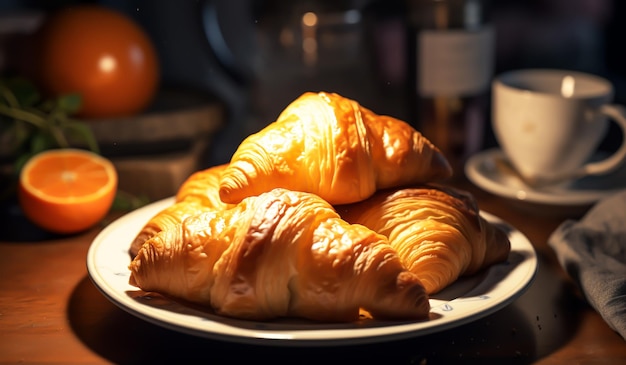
576;104;626;177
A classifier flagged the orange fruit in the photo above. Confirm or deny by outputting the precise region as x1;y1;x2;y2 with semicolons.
37;5;159;118
18;149;118;234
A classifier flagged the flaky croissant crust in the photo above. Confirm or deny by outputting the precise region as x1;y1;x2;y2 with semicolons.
336;185;511;294
219;92;452;205
128;164;230;257
129;188;430;322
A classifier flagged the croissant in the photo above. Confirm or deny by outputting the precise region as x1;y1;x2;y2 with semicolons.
175;163;230;207
129;188;430;322
129;164;230;257
335;185;511;294
219;92;452;205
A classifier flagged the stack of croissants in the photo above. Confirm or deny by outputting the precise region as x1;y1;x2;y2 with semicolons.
128;92;511;323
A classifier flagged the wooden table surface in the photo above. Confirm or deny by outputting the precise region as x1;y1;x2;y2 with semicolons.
1;178;625;364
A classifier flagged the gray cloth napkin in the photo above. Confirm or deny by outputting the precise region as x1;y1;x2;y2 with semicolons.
548;190;626;340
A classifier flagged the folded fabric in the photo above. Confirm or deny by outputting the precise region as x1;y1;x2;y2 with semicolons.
548;190;626;340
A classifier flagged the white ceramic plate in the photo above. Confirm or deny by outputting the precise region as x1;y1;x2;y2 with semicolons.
465;148;626;207
87;197;537;346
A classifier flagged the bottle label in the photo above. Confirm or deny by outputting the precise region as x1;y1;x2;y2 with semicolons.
417;26;494;97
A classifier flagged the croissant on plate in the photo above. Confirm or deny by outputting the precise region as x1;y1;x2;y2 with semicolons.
129;188;430;322
129;164;230;257
174;163;230;207
335;185;511;294
219;92;452;205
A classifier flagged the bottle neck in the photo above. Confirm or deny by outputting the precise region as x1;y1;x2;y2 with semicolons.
407;0;490;30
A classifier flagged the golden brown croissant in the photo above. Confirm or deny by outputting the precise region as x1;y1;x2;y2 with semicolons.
129;188;430;322
335;185;511;294
175;163;230;206
129;164;230;257
219;92;452;205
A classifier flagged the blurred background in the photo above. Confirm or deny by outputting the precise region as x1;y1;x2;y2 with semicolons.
1;0;624;199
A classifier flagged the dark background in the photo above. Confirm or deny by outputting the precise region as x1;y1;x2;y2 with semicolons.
1;0;624;166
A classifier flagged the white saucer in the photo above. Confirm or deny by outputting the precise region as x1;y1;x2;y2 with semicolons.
465;148;626;207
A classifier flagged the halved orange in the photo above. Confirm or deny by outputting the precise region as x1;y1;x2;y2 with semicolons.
18;148;118;234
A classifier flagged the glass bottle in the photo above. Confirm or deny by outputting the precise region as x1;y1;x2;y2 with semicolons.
406;0;494;177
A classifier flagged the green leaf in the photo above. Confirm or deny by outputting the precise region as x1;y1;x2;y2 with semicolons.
1;77;40;107
63;121;100;153
0;103;48;129
0;76;100;189
112;190;151;212
0;121;31;155
56;93;82;114
30;131;57;153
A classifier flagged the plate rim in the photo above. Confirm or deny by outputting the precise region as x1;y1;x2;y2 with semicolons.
86;197;538;346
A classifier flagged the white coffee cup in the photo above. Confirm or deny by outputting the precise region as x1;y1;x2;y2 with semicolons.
492;69;626;187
